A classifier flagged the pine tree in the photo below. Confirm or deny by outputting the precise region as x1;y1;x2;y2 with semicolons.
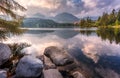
108;9;116;25
99;12;109;26
79;18;86;27
0;0;26;40
116;10;120;25
86;17;93;27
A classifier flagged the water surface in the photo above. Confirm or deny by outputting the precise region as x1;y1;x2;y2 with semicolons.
7;27;120;77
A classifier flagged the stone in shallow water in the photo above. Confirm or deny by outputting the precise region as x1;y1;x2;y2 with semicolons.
96;68;120;78
0;43;11;66
0;70;7;78
43;69;63;78
72;71;86;78
15;55;43;78
44;46;74;66
44;56;56;69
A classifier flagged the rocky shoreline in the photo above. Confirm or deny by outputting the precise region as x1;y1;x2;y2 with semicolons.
0;43;86;78
0;43;120;78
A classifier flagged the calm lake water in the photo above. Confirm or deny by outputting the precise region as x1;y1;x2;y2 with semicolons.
7;27;120;77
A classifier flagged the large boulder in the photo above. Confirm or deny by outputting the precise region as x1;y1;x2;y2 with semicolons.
0;43;11;66
43;69;63;78
44;46;74;66
15;56;43;78
0;70;7;78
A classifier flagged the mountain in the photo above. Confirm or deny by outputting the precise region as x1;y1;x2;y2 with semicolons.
30;13;46;19
22;12;79;28
27;12;80;23
53;12;79;23
23;18;57;28
22;18;74;28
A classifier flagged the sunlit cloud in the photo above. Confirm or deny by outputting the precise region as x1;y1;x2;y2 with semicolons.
15;0;120;17
82;0;97;8
28;0;59;9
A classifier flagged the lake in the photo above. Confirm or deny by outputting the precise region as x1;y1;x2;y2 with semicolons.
6;27;120;78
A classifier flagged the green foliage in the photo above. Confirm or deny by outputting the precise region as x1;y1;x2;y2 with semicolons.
117;10;120;21
0;0;26;40
115;19;120;26
79;17;96;27
79;18;86;27
96;9;120;26
97;27;120;44
99;12;109;26
79;9;120;27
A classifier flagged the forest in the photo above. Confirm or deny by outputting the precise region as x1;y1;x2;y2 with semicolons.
79;9;120;27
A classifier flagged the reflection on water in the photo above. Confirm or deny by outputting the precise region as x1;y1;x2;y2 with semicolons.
6;28;120;77
79;30;96;36
97;27;120;44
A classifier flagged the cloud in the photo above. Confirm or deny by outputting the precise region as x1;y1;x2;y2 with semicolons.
15;0;120;17
82;0;97;8
5;30;120;63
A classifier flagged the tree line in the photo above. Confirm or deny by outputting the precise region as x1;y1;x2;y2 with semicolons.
79;9;120;27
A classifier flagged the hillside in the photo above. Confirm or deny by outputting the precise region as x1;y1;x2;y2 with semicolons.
22;18;74;28
53;12;79;23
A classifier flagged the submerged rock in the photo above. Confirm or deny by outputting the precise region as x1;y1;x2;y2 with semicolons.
72;71;86;78
43;69;63;78
0;70;7;78
44;46;74;66
44;56;56;69
15;56;43;78
0;43;11;66
96;68;120;78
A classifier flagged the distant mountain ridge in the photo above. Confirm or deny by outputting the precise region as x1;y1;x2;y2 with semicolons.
23;18;57;28
29;12;80;23
22;12;80;28
22;18;74;28
53;12;80;23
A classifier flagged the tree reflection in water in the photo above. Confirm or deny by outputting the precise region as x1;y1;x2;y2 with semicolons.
97;27;120;44
79;27;120;44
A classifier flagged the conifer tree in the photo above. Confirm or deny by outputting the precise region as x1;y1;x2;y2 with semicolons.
0;0;26;40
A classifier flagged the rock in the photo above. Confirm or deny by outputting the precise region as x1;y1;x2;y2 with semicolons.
0;43;11;66
44;46;74;66
44;56;56;69
10;75;16;78
15;56;43;78
59;70;74;78
43;69;63;78
96;68;120;78
72;71;86;78
58;62;79;72
0;70;7;78
37;55;44;62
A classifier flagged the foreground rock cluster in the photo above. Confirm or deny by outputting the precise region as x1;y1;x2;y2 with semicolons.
0;43;85;78
1;43;119;78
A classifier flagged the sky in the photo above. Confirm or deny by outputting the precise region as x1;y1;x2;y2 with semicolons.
16;0;120;17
